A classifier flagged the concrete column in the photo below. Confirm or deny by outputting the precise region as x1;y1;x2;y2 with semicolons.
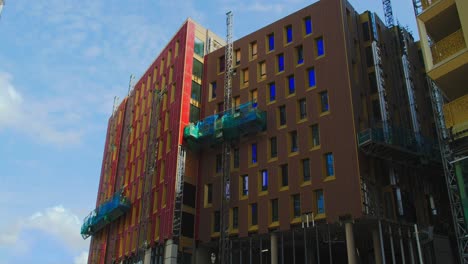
373;229;383;264
164;239;178;264
144;248;152;264
345;222;357;264
271;233;278;264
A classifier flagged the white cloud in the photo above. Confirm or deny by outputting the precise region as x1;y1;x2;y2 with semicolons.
0;205;90;256
0;71;84;146
83;46;102;59
74;251;89;264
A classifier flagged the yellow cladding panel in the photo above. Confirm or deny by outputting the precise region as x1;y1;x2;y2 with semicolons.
431;29;466;65
443;94;468;135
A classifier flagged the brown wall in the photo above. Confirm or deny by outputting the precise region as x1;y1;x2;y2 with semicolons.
196;0;363;243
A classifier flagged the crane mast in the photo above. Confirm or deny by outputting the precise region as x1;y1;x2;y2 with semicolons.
219;10;233;264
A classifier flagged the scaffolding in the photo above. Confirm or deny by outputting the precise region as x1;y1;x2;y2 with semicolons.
428;79;468;263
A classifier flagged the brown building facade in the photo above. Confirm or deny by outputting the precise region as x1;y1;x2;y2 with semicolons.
190;0;453;263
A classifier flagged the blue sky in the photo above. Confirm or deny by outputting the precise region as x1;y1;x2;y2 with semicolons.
0;1;417;263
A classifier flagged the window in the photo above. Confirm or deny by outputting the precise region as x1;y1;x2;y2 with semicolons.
308;68;316;88
320;91;329;113
219;56;225;73
194;37;204;57
299;98;307;120
316;37;325;56
316;190;325;214
189;104;200;123
214;211;220;232
193;59;203;79
242;68;249;86
269;82;276;102
372;100;381;122
251;143;257;164
290;131;298;152
365;46;374;67
268;33;275;51
209;81;217;100
369;72;377;93
259;61;266;79
277;53;284;72
233;96;240;109
235;49;241;65
311;124;320;147
270;137;277;158
279;105;286;126
233;148;239;168
191;81;201;101
281;164;288;187
251;203;258;226
304;17;312;35
250;41;258;60
324;153;334;177
204;184;213;206
251;89;258;108
302;158;310;182
285;25;293;43
241;174;249;196
232;207;239;229
362;22;370;41
271;199;279;222
216;154;222;173
296;45;304;64
287;75;295;95
260;169;268;192
217;102;224;113
292;194;301;218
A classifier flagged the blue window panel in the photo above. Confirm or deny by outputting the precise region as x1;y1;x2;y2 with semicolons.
251;203;258;225
286;26;293;43
316;37;324;56
261;170;268;191
288;75;295;94
308;68;316;87
278;54;284;72
316;190;324;214
269;83;276;101
326;153;334;176
211;82;217;98
252;143;257;163
305;17;312;35
321;92;329;112
268;34;275;51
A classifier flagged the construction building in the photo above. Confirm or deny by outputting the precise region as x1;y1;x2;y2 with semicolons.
189;0;454;263
81;0;458;263
81;19;224;263
413;0;468;262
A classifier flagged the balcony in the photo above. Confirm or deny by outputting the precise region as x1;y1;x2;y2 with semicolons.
81;192;131;239
444;94;468;140
184;101;266;147
431;29;466;65
358;125;440;165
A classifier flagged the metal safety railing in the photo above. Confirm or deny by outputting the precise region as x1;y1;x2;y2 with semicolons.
81;191;130;239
